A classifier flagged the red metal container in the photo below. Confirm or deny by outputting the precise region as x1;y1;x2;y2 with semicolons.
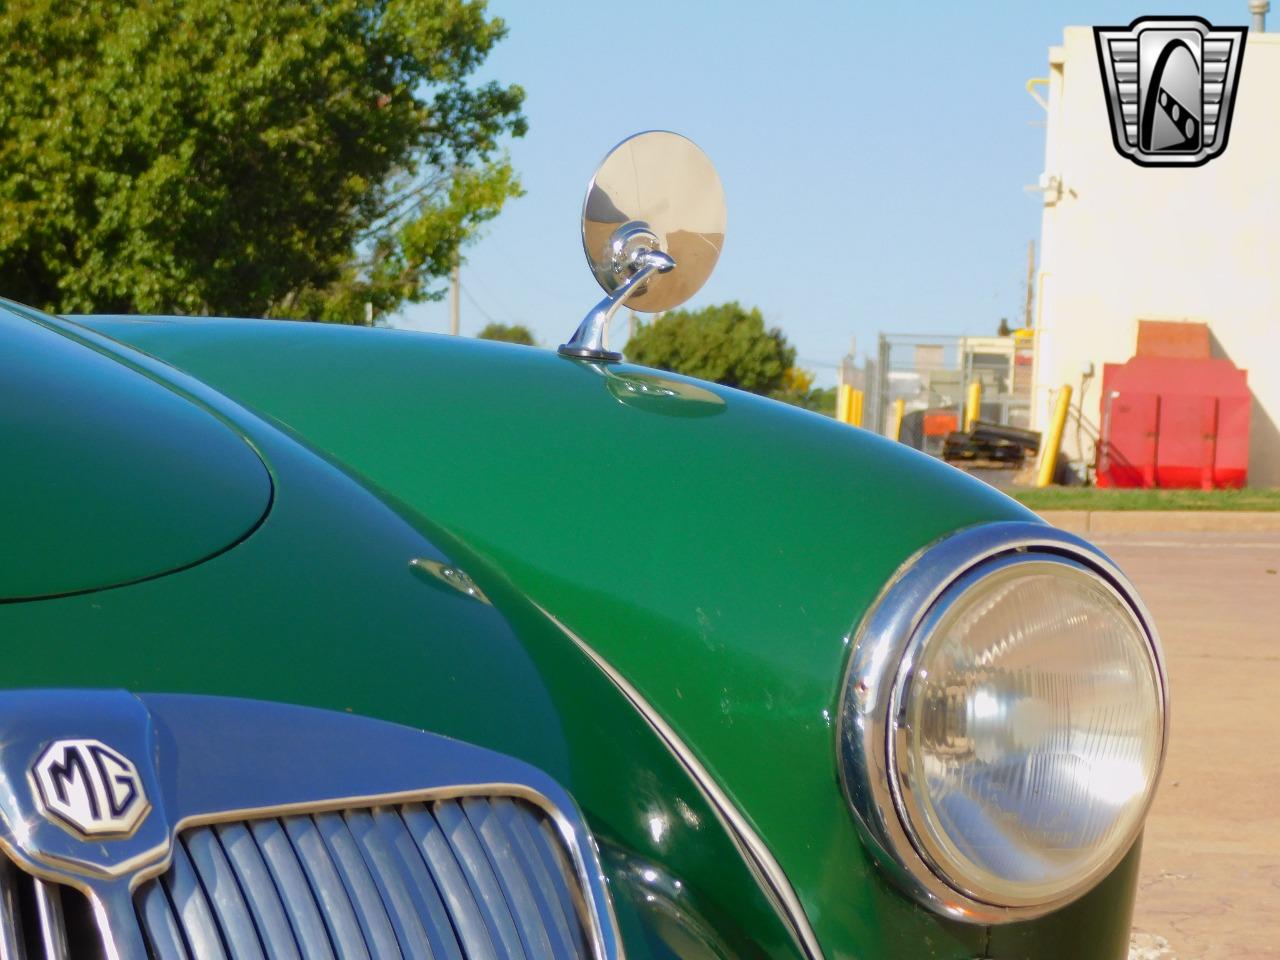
923;411;959;437
1098;354;1250;489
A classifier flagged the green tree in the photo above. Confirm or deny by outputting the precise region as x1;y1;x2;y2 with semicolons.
626;302;796;395
802;386;839;417
0;0;526;323
477;322;535;345
771;367;837;415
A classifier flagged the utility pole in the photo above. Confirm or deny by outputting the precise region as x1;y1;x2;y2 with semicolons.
449;261;460;336
1022;239;1036;329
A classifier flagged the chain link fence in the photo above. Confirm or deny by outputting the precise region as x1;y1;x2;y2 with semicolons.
865;333;1033;455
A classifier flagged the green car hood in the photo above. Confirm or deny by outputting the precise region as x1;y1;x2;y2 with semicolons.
0;309;270;600
66;314;1139;960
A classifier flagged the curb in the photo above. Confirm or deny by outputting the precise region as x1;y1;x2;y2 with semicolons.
1034;510;1280;534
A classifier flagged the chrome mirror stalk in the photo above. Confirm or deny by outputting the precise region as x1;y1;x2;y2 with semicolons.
559;238;675;361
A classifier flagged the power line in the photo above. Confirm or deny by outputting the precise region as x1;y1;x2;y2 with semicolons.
459;283;499;326
465;272;525;325
797;355;843;369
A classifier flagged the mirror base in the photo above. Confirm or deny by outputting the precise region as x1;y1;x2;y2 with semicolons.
558;344;623;363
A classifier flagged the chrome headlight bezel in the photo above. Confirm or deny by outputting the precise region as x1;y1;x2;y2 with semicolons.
837;521;1169;923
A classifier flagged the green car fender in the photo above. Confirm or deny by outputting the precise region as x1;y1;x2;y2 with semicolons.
22;308;1140;959
0;304;790;956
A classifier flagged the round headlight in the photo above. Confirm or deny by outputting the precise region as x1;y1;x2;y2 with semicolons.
839;523;1168;922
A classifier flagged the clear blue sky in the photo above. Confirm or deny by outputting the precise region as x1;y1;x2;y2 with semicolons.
393;1;1251;383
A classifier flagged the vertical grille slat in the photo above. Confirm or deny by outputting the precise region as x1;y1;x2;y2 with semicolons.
32;881;69;959
0;862;102;960
462;799;558;959
491;799;587;958
528;814;593;949
281;816;371;960
137;880;191;960
370;809;464;960
163;841;230;959
430;802;527;960
185;829;268;960
343;809;440;960
399;806;499;960
248;820;335;960
312;813;403;960
134;797;594;960
215;823;303;960
0;860;28;960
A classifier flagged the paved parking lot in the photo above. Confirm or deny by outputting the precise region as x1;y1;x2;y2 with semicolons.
1092;532;1280;960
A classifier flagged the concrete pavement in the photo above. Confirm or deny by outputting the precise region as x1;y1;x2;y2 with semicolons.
1038;510;1280;534
1091;531;1280;960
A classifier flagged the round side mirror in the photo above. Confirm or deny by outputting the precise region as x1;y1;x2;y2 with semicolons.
560;132;726;361
582;131;726;312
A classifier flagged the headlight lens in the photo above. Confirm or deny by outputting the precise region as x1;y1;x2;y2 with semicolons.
892;557;1165;907
839;524;1168;922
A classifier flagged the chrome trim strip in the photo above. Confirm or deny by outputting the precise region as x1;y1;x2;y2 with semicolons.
535;605;825;960
33;879;70;958
836;521;1170;924
92;881;154;960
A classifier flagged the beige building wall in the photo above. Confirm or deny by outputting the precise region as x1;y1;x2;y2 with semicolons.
1032;27;1280;486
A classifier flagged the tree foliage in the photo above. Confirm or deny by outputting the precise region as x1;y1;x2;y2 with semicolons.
626;302;796;396
0;0;525;322
477;322;535;345
771;367;836;415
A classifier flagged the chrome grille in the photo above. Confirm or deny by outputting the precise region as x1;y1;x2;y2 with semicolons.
135;796;593;959
0;856;102;960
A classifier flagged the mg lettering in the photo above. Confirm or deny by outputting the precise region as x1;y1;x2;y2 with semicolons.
32;739;149;838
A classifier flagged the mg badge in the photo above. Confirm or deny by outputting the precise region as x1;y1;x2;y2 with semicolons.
32;739;150;838
1094;16;1247;167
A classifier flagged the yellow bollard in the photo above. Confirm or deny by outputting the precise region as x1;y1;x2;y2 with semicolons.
836;385;865;427
889;398;906;441
1036;385;1073;488
965;380;982;432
